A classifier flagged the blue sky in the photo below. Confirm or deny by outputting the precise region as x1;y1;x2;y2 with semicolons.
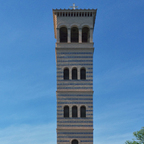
0;0;144;144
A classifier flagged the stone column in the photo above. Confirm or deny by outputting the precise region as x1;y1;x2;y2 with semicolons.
69;105;72;118
69;67;72;80
90;28;93;43
78;105;80;118
68;28;71;43
79;28;82;43
77;67;80;80
57;28;60;42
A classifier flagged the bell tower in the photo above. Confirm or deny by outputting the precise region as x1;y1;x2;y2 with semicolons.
53;6;97;144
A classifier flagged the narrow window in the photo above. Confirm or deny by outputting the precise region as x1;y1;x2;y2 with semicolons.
60;27;67;42
72;68;77;80
82;27;90;42
80;106;86;118
80;68;86;80
68;12;70;16
72;106;77;117
64;68;69;80
64;106;69;118
74;12;76;17
71;27;79;42
72;139;78;144
82;12;84;16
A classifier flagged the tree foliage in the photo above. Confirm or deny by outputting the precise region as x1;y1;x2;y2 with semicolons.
125;127;144;144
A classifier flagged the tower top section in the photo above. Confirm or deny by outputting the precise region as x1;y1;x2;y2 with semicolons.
53;9;97;39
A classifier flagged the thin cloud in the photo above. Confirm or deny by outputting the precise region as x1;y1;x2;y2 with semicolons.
94;61;144;95
0;123;56;144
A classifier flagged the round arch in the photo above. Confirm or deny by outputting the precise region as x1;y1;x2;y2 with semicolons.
63;105;69;118
80;67;86;80
70;23;80;28
70;139;79;144
81;23;91;29
82;26;90;42
59;26;67;42
72;105;78;117
71;27;79;42
63;67;69;80
72;67;77;80
80;105;86;118
57;23;69;28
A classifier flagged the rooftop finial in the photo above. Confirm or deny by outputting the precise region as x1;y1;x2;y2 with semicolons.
70;3;78;10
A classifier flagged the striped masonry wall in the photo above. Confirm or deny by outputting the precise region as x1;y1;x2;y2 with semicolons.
56;49;93;91
56;48;94;144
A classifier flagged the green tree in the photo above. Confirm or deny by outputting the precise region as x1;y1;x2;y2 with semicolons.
125;127;144;144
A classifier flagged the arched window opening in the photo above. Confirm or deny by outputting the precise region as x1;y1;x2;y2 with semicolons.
80;106;86;118
64;106;69;118
64;68;69;80
72;139;78;144
72;106;77;117
60;27;67;42
80;68;86;80
71;27;79;42
72;68;77;80
82;27;90;42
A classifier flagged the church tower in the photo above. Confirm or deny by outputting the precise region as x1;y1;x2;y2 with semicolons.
53;5;97;144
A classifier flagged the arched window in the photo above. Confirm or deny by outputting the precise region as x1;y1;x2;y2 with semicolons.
60;27;67;42
80;106;86;118
71;27;79;42
72;106;77;117
64;106;69;118
82;27;90;42
72;139;78;144
64;68;69;80
72;68;77;80
80;68;86;80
